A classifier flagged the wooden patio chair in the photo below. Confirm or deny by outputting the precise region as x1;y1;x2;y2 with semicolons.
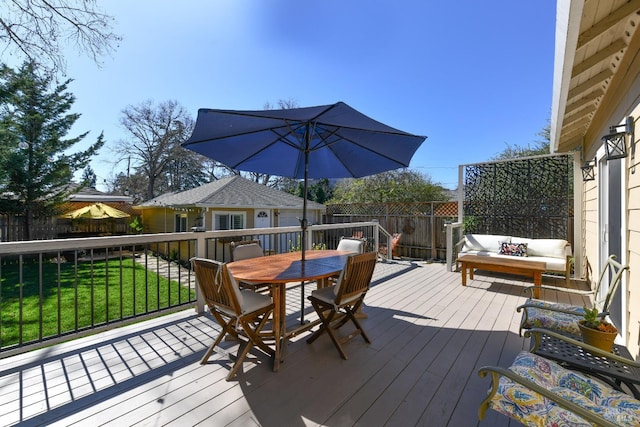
190;257;275;380
517;254;628;337
336;236;365;254
230;239;264;261
306;251;377;359
377;232;401;261
230;239;272;292
478;351;640;426
326;236;367;287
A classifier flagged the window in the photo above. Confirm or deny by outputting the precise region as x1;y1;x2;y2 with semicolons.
175;214;188;232
214;212;245;230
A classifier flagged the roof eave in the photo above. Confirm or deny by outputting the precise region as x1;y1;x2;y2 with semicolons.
551;0;585;154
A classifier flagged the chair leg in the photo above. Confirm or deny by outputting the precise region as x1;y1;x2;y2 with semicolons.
306;300;338;344
241;314;275;357
307;299;349;359
227;340;254;380
344;307;371;343
201;320;234;365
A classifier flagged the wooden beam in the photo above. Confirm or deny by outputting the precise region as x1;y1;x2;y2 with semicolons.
577;0;640;48
572;38;627;76
557;133;584;153
562;116;591;136
563;104;596;126
568;68;614;100
583;14;640;150
565;89;604;114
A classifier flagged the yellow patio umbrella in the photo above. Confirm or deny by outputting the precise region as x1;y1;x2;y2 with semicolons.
60;203;130;220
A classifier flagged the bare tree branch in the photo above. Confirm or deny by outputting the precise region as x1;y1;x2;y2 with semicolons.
0;0;120;75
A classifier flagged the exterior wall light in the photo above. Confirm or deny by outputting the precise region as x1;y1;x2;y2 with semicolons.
581;159;596;181
603;116;633;160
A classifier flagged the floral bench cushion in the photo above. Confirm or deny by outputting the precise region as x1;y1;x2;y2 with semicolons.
489;351;640;426
519;299;586;336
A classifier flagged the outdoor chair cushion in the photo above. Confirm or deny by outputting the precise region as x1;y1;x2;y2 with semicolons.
483;351;640;426
519;301;586;336
232;243;264;261
336;238;365;254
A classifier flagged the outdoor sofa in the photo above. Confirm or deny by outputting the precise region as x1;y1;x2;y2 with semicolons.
456;234;572;285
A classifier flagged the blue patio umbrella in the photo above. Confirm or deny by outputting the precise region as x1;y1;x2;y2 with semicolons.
182;101;427;260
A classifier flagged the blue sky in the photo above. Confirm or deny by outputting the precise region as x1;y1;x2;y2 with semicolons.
61;0;557;191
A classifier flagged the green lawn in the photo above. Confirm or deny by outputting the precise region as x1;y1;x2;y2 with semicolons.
0;257;194;348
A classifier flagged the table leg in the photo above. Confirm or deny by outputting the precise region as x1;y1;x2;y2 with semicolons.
533;272;542;299
461;262;467;286
272;283;285;372
278;283;287;363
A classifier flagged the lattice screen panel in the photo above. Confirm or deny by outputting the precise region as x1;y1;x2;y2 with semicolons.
464;155;573;240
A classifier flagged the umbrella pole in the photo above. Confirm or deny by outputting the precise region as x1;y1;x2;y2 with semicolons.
300;129;310;324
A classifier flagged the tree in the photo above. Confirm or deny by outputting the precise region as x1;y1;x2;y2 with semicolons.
113;99;204;201
0;0;121;75
81;165;97;188
329;170;448;204
283;178;333;203
107;170;147;203
493;122;551;160
0;61;105;239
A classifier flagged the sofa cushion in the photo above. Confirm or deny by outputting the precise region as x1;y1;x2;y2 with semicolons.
462;234;510;253
499;241;528;257
512;237;569;259
533;256;567;272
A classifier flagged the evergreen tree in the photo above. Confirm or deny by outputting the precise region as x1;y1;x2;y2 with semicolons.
82;166;97;188
0;61;104;239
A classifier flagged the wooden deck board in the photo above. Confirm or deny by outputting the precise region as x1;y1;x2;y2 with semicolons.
0;260;592;427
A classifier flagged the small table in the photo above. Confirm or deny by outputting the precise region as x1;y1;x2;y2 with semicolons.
227;250;350;371
458;254;546;298
529;329;640;398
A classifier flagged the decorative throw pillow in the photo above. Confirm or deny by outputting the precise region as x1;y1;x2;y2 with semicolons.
499;241;528;257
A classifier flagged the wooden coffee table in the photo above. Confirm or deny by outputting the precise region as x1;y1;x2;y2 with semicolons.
458;254;546;298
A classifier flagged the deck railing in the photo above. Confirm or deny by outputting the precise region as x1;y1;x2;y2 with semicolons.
0;221;384;357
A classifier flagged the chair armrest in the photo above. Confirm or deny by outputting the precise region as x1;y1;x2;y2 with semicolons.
516;301;593;317
477;365;619;427
521;284;594;299
526;327;640;368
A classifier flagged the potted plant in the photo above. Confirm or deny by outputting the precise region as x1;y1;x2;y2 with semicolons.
578;306;618;352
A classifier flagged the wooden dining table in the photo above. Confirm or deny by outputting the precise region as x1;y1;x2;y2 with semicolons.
227;250;350;371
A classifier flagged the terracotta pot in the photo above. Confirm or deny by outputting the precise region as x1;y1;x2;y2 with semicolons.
578;321;617;352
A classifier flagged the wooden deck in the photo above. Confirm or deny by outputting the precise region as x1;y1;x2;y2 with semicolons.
0;260;589;426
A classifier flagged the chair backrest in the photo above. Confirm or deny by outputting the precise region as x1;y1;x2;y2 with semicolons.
336;237;365;254
593;254;629;313
190;257;243;314
230;239;264;261
334;252;377;303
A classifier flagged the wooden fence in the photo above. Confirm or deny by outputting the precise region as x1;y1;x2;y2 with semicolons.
0;215;132;242
324;201;458;261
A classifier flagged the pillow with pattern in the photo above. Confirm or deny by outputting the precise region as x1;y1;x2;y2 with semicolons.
499;241;528;257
